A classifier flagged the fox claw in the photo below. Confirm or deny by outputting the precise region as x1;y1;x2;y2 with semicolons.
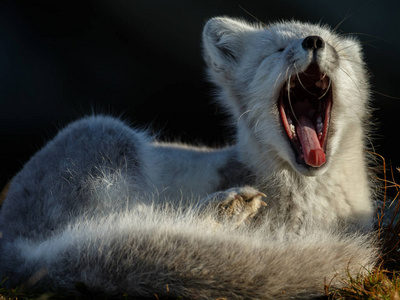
203;186;267;225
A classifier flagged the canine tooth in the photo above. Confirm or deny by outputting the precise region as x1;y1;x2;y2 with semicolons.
290;124;296;134
317;125;323;133
315;76;329;89
317;116;322;123
317;122;323;133
286;80;295;89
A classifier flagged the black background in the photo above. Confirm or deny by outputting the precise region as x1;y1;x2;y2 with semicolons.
1;0;400;188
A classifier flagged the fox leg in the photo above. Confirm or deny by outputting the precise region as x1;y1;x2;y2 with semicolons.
200;186;267;225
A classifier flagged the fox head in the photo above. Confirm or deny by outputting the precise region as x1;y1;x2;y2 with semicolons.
202;17;370;177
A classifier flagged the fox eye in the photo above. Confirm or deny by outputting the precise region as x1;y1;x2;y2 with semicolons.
277;48;285;52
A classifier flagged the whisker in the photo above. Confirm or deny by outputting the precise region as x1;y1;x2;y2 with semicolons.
238;5;266;26
337;66;370;117
318;78;332;100
274;72;283;88
287;73;299;125
336;41;378;53
294;65;319;97
333;10;352;32
338;66;362;97
254;118;260;133
238;110;252;122
337;56;364;66
333;0;374;32
373;91;400;100
285;65;292;80
341;32;389;44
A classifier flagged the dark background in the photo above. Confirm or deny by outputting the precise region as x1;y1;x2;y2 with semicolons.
1;0;400;188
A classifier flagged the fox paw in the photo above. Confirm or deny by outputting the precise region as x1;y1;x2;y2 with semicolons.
202;186;267;225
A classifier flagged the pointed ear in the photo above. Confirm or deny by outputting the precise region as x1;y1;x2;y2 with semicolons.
202;17;255;81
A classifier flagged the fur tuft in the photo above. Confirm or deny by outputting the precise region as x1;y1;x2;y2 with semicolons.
3;204;377;299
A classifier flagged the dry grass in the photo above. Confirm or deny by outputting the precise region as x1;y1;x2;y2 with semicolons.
326;268;400;299
325;154;400;299
0;280;27;300
1;163;400;299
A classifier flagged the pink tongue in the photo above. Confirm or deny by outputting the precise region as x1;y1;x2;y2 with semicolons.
296;116;326;167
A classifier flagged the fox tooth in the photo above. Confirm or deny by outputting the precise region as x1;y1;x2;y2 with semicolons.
286;81;296;90
315;74;329;89
290;124;296;134
317;123;323;133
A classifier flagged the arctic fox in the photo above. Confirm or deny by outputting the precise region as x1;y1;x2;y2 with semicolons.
0;17;377;299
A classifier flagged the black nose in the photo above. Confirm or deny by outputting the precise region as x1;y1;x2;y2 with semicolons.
302;36;325;51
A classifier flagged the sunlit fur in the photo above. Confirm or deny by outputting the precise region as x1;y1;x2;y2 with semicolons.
0;17;376;299
203;17;373;230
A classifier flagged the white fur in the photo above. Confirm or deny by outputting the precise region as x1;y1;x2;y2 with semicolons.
202;17;373;230
0;17;377;299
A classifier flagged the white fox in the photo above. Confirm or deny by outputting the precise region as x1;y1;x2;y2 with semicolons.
0;17;377;299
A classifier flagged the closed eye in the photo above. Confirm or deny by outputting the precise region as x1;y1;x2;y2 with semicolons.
258;47;285;64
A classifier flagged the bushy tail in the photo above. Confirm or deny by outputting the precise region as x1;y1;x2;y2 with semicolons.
2;206;377;299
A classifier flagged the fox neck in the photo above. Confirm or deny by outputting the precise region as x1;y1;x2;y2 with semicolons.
234;119;372;229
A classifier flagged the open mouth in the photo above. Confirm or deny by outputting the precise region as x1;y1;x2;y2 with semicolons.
278;63;332;168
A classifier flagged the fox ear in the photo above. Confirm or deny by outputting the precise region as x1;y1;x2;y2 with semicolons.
202;17;255;81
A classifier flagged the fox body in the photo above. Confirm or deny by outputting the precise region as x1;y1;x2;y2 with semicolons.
0;18;376;299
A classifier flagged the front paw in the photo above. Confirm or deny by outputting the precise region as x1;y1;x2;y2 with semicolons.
203;186;267;225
